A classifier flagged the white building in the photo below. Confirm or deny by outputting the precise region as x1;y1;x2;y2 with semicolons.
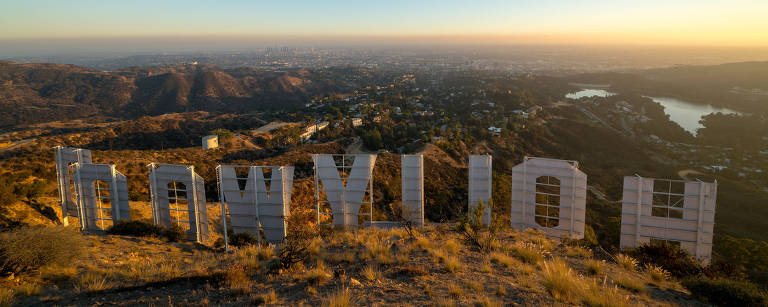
202;135;219;150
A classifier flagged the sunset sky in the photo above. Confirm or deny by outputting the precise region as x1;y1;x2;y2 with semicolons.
1;0;767;46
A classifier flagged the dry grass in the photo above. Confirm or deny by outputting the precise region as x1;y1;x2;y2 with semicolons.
464;280;483;292
0;288;14;307
566;246;592;258
447;283;464;298
435;297;456;307
476;296;502;307
74;271;110;293
252;289;278;305
541;259;580;303
323;287;352;307
490;251;518;269
582;278;631;307
585;259;604;275
223;263;251;294
415;237;432;250
364;238;393;264
302;261;332;286
496;284;508;296
444;238;461;255
614;273;645;293
443;255;462;273
362;264;382;282
616;254;637;272
509;242;543;264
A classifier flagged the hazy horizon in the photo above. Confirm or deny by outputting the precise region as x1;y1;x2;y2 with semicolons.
2;0;767;48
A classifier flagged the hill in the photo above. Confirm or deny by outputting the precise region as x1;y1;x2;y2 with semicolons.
0;61;373;128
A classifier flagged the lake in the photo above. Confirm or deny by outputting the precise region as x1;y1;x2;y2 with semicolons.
565;89;745;136
645;96;744;135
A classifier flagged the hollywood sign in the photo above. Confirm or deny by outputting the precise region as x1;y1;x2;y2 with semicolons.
54;147;717;262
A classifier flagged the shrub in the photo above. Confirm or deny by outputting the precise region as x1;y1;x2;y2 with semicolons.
223;263;251;294
107;220;162;237
615;254;637;272
0;226;85;274
455;199;500;253
0;288;14;307
628;242;702;277
644;264;670;282
163;225;186;242
683;276;768;306
303;261;331;286
229;232;258;248
252;289;278;305
566;246;592;258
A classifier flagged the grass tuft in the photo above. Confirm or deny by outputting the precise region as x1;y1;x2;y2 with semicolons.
644;264;669;282
362;264;381;282
541;259;580;303
323;287;352;307
616;254;637;272
614;273;645;293
509;242;543;264
443;256;462;273
584;259;604;275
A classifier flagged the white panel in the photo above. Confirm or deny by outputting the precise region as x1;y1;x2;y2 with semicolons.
148;163;209;242
469;155;492;225
54;146;92;218
619;176;717;264
73;163;131;231
219;165;294;242
509;157;587;239
401;155;424;227
313;154;376;226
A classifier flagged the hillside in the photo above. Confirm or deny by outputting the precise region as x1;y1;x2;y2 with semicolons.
0;61;372;128
564;61;768;113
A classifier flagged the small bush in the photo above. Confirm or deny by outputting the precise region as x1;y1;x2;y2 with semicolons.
0;226;85;274
644;264;669;282
464;280;482;292
107;220;162;237
223;263;251;294
585;259;603;275
74;271;109;293
628;242;702;277
229;232;258;247
615;254;637;272
447;283;463;298
163;225;186;242
683;276;768;306
566;246;591;258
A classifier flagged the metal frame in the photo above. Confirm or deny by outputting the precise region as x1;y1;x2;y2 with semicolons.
54;146;92;225
69;162;130;231
313;154;375;226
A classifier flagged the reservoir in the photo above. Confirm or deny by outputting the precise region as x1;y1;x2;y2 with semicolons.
644;96;744;136
565;89;744;136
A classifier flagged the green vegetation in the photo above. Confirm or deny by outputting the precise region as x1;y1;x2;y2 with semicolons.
683;276;768;306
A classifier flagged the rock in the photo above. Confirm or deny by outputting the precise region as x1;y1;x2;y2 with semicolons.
349;278;362;287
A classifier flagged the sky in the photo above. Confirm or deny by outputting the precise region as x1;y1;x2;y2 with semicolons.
1;0;767;46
